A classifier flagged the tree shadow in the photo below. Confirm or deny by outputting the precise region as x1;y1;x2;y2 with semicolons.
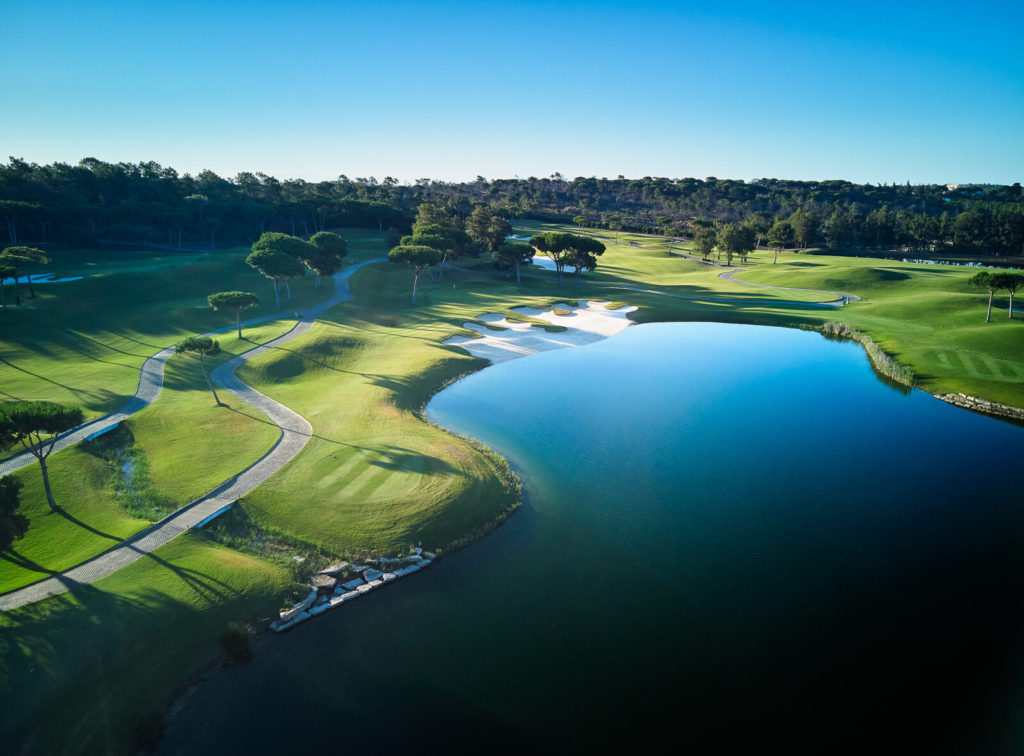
218;404;379;451
108;332;167;351
50;504;124;542
318;318;442;342
239;338;371;377
67;330;154;358
1;547;67;579
60;339;140;370
132;545;237;602
363;444;456;475
0;355;79;392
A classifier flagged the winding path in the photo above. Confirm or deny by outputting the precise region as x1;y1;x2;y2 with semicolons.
0;258;384;611
716;267;861;304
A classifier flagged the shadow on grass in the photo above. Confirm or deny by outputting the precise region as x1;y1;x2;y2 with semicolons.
48;504;124;542
61;339;140;371
239;338;373;377
133;546;237;602
0;555;255;754
1;548;72;582
218;404;431;458
67;330;154;358
0;354;80;393
114;332;166;350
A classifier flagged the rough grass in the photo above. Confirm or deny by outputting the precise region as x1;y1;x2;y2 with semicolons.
3;225;1024;755
0;533;290;756
0;323;288;593
0;245;337;423
236;282;524;557
515;221;1024;408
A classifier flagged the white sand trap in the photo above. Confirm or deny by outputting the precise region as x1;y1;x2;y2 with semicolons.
443;300;637;364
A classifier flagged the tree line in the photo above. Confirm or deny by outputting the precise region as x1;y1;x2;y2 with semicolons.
3;157;1021;259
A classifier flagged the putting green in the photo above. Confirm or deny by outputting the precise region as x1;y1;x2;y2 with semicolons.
310;444;426;503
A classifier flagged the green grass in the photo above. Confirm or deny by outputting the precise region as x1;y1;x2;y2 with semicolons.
0;532;291;756
3;224;1024;754
0;245;349;422
735;252;1024;404
235;266;526;556
0;323;292;593
514;221;1024;407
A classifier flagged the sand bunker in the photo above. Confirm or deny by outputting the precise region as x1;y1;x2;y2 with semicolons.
443;300;637;364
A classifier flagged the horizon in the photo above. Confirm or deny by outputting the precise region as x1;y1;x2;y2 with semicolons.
2;0;1022;185
7;155;1019;189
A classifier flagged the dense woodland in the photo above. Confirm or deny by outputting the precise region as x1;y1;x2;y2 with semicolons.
1;157;1022;259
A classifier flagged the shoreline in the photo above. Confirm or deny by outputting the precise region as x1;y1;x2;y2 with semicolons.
267;299;639;632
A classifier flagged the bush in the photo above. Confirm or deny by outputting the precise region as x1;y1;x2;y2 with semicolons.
820;322;914;387
220;622;254;666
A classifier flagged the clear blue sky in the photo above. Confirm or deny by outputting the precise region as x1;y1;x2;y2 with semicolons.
2;0;1022;184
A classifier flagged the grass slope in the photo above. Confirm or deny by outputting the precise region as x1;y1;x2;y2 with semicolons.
0;533;290;755
236;264;528;556
0;324;288;593
515;221;1024;407
2;225;1023;755
0;245;331;422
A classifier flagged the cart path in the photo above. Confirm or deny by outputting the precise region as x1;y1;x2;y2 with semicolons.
716;266;861;303
0;258;384;611
665;247;862;304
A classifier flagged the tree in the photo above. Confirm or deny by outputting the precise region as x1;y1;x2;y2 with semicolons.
494;242;535;285
0;401;84;511
466;206;512;253
0;248;37;306
245;248;306;308
1;246;48;297
527;232;606;288
563;237;606;287
175;336;223;404
992;272;1024;319
608;215;623;242
969;271;998;322
0;263;14;310
572;215;586;228
693;226;717;261
766;219;795;264
308;231;349;288
717;223;756;266
250;231;315;299
208;291;260;338
0;475;29;552
413;201;458;230
789;209;819;249
406;223;471;280
0;200;39;244
388;244;442;304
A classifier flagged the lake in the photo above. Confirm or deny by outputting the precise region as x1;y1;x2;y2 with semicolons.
159;322;1024;754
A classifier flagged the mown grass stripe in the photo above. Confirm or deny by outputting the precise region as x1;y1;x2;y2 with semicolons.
352;465;398;501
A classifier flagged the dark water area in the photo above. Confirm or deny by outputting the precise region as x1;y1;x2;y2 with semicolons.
159;323;1024;754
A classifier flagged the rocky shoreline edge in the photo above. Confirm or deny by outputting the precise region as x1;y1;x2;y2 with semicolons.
270;549;437;633
936;392;1024;423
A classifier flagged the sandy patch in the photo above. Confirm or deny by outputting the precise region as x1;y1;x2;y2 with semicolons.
443;300;637;364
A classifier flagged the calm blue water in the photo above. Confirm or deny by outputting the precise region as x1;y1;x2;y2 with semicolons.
160;323;1024;754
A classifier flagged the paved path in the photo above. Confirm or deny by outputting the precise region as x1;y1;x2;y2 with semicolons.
716;267;861;304
0;258;384;611
664;247;861;304
0;313;299;478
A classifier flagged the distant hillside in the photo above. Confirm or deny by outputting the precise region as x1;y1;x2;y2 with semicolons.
1;158;1021;260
